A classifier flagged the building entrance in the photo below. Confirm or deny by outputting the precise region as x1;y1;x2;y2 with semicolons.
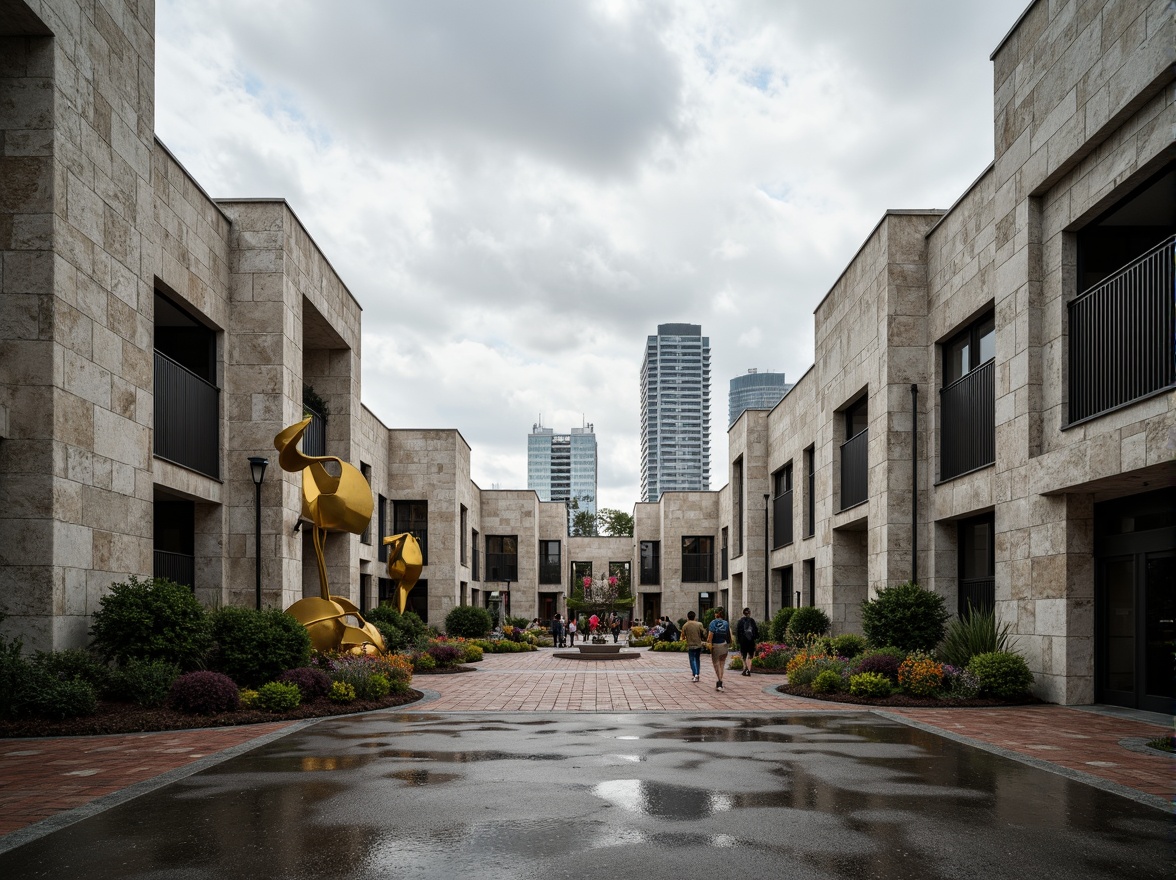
1094;489;1175;713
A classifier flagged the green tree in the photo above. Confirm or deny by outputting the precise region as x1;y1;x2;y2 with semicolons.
597;508;634;537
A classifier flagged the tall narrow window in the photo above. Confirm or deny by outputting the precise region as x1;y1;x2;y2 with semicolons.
460;505;468;564
840;397;868;510
772;463;793;548
377;494;388;562
803;558;815;607
940;311;996;480
720;527;729;580
639;541;660;585
958;513;995;616
394;501;428;565
539;540;562;584
804;445;815;538
780;565;794;609
732;457;744;557
472;529;480;580
359;464;372;544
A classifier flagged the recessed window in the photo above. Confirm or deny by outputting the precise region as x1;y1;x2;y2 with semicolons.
943;312;995;385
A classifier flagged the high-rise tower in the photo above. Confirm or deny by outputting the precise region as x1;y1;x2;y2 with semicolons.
728;369;793;426
640;324;711;502
527;420;597;519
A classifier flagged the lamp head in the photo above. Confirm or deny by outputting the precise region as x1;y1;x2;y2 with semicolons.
248;456;269;486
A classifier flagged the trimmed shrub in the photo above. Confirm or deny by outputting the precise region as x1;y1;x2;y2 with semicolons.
319;652;413;697
943;666;981;700
89;576;211;669
277;667;332;700
829;634;867;659
852;649;905;684
256;681;301;712
967;651;1034;699
861;581;949;654
769;608;797;642
426;644;463;668
31;648;112;693
938;606;1015;668
897;651;944;697
208;607;311;687
444;605;493;639
366;605;428;651
358;673;390;700
111;658;181;707
461;643;484;663
0;624;29;719
329;681;356;703
412;651;436;672
786;606;831;639
169;671;240;714
21;673;98;720
238;688;260;709
811;669;843;694
848;671;892;698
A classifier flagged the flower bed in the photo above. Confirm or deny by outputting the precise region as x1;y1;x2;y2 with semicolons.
775;683;1039;708
0;689;424;738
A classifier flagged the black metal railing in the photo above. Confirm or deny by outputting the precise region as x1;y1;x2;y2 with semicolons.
839;429;868;510
940;359;995;480
302;404;327;457
153;549;195;591
539;560;562;584
683;552;714;583
1068;235;1175;424
720;547;728;580
773;490;793;547
154;351;219;478
486;554;517;582
958;576;995;616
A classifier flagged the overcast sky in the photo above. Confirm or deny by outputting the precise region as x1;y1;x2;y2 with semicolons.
155;0;1028;511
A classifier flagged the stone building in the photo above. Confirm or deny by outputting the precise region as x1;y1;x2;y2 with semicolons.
0;0;1172;712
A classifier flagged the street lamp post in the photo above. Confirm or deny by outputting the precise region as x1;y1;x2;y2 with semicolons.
248;456;269;610
763;494;771;622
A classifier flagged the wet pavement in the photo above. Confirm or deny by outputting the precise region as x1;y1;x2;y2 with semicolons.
0;711;1170;880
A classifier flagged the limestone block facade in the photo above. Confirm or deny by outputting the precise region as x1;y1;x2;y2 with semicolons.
1;0;1171;712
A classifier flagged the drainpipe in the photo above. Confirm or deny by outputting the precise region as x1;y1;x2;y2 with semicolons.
911;383;918;584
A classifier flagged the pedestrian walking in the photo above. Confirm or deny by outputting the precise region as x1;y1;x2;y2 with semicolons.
551;614;564;648
567;617;577;644
681;611;706;682
610;614;621;643
735;607;759;676
706;607;731;691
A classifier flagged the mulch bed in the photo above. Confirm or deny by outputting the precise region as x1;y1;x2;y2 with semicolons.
412;665;477;675
775;683;1041;708
0;689;424;739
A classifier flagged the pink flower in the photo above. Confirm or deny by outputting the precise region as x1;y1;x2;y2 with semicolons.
608;576;618;586
582;576;592;587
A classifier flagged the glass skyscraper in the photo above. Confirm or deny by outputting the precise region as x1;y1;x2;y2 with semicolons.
728;369;793;426
527;422;597;518
640;323;711;501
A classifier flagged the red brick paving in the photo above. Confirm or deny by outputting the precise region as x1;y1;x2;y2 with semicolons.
0;722;292;836
0;649;1169;839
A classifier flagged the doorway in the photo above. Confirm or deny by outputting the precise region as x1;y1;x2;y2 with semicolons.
1094;489;1175;713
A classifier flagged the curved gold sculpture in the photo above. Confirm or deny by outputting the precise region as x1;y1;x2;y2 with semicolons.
275;417;384;654
383;531;423;613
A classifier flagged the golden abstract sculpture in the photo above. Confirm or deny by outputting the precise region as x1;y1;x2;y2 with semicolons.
275;416;385;654
383;531;423;613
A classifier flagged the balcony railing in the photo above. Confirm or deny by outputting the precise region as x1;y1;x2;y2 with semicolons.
940;359;995;480
839;429;868;510
773;490;793;547
683;552;714;583
154;351;219;479
959;577;995;616
153;549;195;591
486;553;517;582
302;404;327;457
1068;235;1175;424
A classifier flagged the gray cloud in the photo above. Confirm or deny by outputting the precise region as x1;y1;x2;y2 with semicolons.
156;0;1028;509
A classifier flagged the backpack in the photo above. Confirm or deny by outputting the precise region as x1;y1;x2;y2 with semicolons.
738;617;756;641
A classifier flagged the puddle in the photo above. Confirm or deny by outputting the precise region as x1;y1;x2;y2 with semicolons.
378;749;566;763
386;769;462;786
594;779;734;820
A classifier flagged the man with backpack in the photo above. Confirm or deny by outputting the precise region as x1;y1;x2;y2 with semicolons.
736;607;759;676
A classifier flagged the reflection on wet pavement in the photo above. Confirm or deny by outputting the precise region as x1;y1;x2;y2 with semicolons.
0;712;1169;879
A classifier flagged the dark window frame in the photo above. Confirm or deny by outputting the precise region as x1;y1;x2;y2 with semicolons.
682;535;715;583
943;310;995;386
486;534;517;582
